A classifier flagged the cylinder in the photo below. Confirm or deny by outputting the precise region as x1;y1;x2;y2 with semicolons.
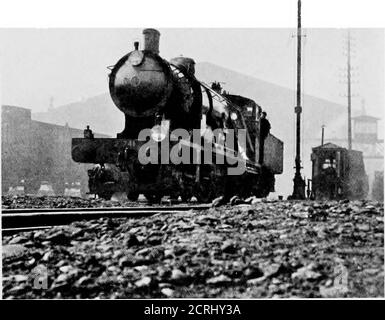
143;28;160;54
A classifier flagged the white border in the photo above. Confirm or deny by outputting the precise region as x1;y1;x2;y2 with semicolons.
0;0;384;28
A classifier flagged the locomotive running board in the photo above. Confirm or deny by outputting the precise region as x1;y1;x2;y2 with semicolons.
72;138;144;164
72;137;262;176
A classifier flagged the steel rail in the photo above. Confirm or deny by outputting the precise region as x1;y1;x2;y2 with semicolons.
1;205;210;233
1;204;210;214
2;226;53;236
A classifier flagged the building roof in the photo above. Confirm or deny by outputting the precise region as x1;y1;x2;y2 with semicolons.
2;104;110;137
2;104;31;111
313;142;344;150
352;115;380;121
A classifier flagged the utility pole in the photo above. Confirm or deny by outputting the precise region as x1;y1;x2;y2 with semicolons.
340;30;358;148
321;125;325;146
291;0;306;199
347;30;352;150
49;96;54;111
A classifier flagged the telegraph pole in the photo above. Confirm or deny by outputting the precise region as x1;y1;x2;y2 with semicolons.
347;30;352;150
291;0;306;199
49;96;54;111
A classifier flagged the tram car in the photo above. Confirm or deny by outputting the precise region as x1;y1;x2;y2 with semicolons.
309;142;368;200
71;29;283;202
372;171;384;202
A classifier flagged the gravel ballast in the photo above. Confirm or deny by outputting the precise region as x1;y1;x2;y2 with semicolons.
2;196;384;299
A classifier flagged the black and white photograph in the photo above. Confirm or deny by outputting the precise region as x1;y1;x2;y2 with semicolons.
0;0;384;306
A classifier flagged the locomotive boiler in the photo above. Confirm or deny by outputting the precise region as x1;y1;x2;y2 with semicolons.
72;29;283;202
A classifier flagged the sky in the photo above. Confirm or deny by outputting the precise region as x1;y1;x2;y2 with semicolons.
0;28;384;119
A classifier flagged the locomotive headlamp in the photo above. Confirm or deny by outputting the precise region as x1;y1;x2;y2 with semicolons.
128;50;144;66
230;112;238;121
151;120;170;142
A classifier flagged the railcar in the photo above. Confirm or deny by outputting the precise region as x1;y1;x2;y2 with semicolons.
309;142;368;200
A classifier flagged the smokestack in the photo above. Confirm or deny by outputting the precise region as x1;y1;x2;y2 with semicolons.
143;28;160;54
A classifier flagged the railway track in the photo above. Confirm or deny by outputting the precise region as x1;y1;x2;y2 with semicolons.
2;204;211;235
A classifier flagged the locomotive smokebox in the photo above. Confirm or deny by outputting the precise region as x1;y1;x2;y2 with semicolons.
109;28;172;119
143;28;160;54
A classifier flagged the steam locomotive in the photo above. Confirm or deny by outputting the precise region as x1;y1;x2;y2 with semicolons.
72;29;283;202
